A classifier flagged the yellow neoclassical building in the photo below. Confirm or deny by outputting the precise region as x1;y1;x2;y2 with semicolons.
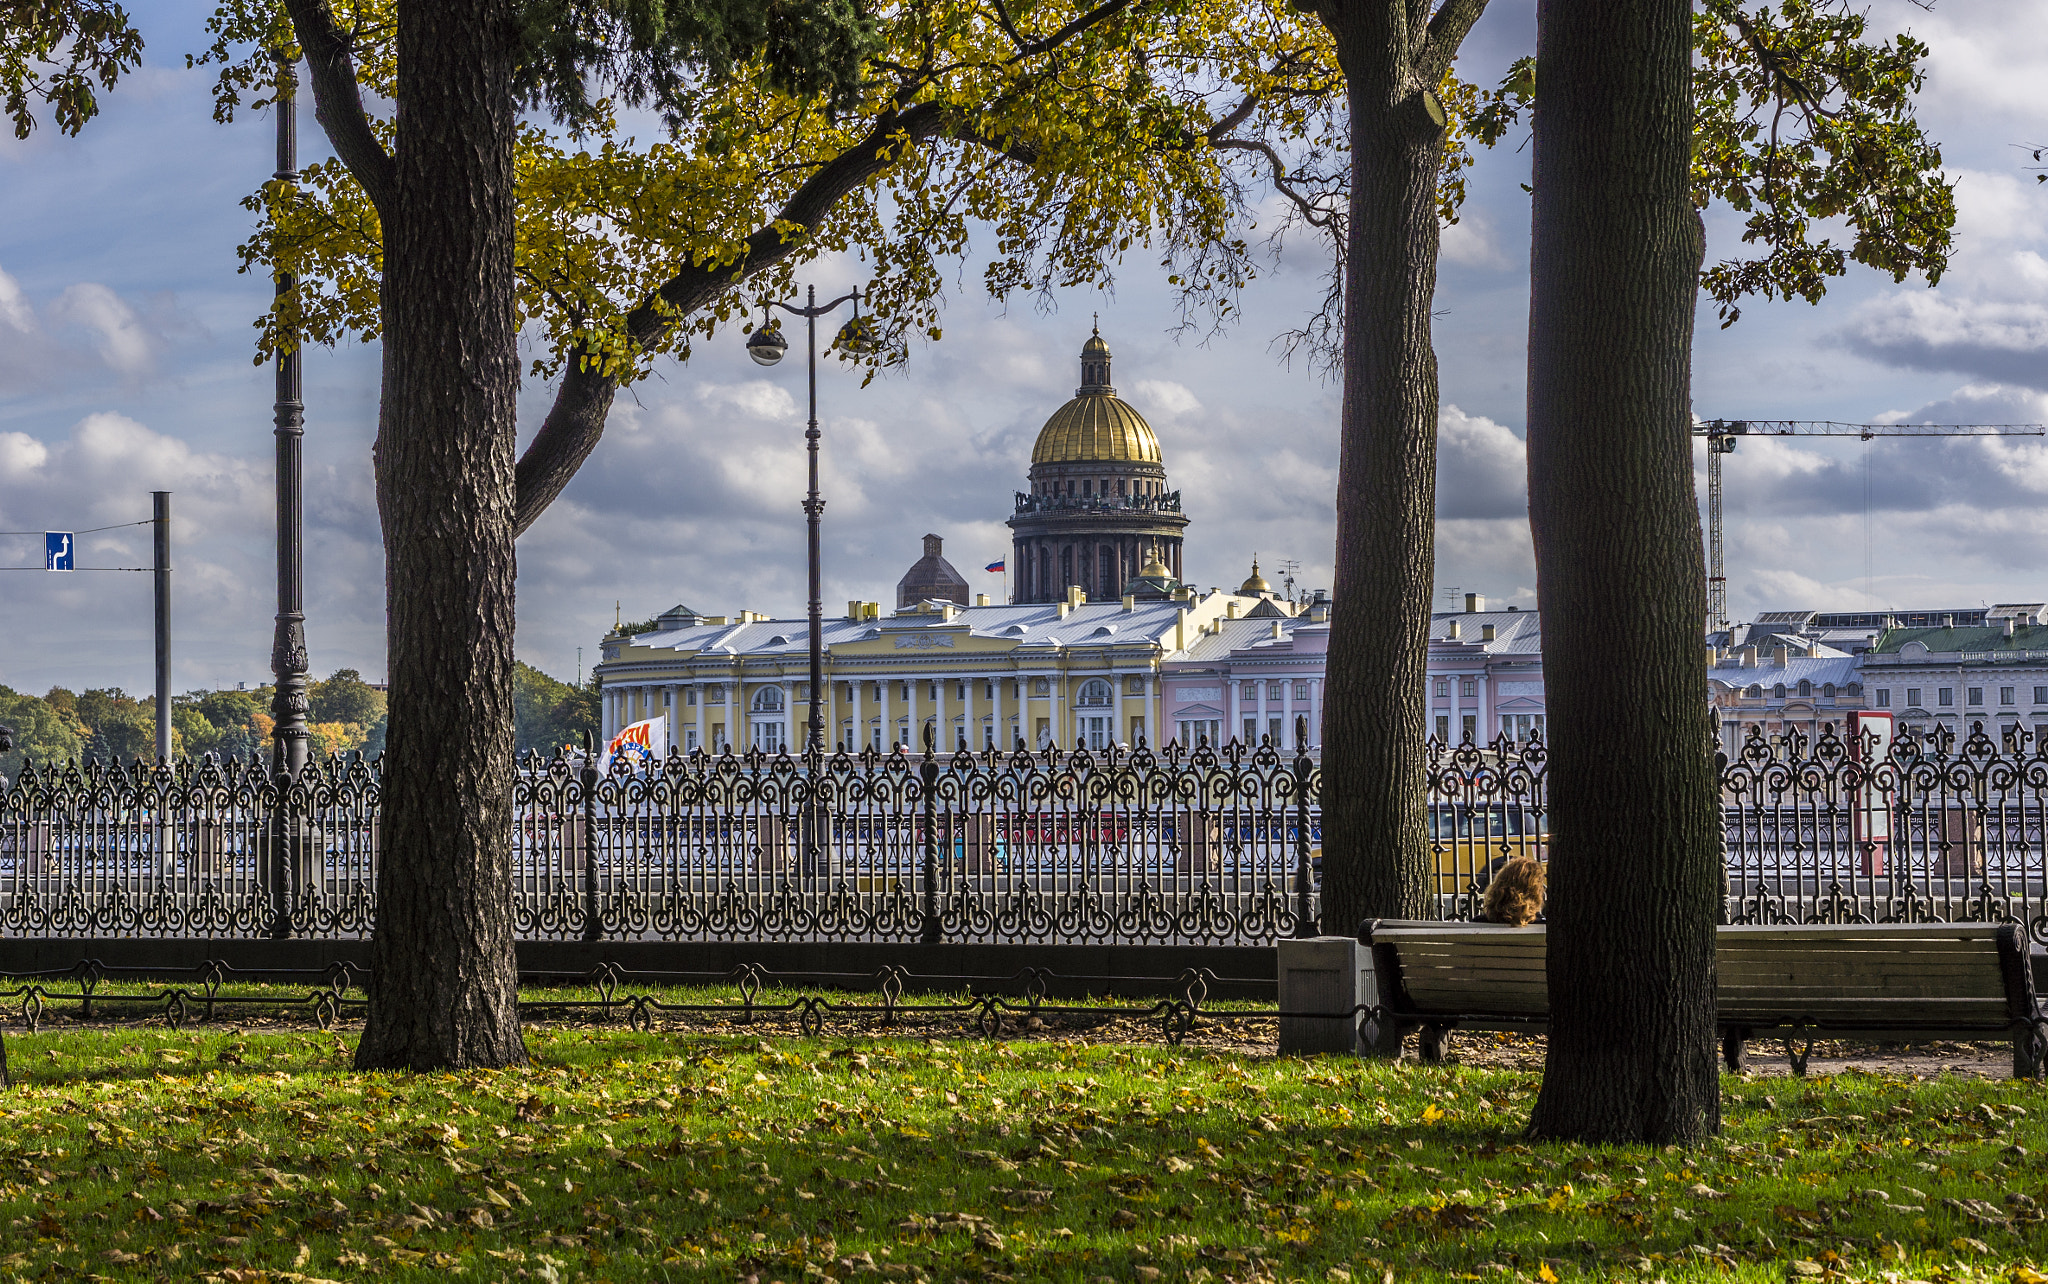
595;586;1265;754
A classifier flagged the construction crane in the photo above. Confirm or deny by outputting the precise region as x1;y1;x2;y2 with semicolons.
1695;419;2048;634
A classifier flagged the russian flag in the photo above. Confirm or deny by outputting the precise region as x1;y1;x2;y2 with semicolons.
985;559;1005;572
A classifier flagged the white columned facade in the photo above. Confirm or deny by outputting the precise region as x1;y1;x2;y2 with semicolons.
1280;679;1294;749
1255;679;1269;745
1110;674;1123;748
1228;676;1242;746
1475;672;1491;744
694;682;707;753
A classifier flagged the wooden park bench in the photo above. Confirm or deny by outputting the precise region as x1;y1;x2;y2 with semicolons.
1360;919;2048;1077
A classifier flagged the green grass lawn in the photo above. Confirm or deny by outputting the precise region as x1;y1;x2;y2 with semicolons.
1;1022;2045;1284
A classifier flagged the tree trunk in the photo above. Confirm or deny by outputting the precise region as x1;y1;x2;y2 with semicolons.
354;0;528;1071
1316;3;1449;933
1523;0;1718;1142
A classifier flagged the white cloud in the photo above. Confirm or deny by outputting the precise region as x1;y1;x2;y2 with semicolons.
1436;405;1527;520
1440;211;1508;269
1132;379;1200;417
0;264;32;332
698;379;798;422
49;282;158;374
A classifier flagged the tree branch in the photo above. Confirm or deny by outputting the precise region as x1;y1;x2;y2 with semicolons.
1416;0;1491;85
512;103;960;535
1011;0;1138;62
1214;137;1337;227
281;0;395;218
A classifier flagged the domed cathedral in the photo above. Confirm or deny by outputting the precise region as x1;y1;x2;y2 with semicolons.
1006;328;1189;604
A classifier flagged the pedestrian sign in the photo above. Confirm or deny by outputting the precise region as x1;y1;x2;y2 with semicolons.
45;532;72;572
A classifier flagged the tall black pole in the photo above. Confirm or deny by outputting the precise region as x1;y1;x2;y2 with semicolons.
153;490;171;762
269;52;311;777
804;285;825;754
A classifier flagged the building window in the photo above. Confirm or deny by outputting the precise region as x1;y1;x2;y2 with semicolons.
1461;714;1477;743
1847;683;1862;697
1243;718;1258;745
1434;715;1450;743
1968;687;1984;707
1242;681;1259;703
984;680;997;700
1907;687;1921;708
1822;683;1836;698
1797;680;1812;698
984;722;996;750
1939;688;1955;707
1078;679;1114;707
2001;686;2016;706
1267;680;1285;701
1433;678;1449;698
750;721;785;751
1875;688;1891;708
954;681;967;701
1746;684;1762;699
1293;681;1310;702
2036;687;2048;705
1772;684;1786;700
752;687;784;713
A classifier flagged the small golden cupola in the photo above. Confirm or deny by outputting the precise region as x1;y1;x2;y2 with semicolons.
1239;557;1273;597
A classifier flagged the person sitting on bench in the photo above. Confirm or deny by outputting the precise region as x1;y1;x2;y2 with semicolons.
1479;857;1544;926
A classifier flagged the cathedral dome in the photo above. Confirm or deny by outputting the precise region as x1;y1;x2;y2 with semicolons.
1030;330;1163;466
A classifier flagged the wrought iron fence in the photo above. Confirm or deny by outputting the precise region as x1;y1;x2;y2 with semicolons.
8;719;2048;943
0;734;1319;944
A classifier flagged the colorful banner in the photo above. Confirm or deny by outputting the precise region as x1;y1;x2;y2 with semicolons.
598;715;666;773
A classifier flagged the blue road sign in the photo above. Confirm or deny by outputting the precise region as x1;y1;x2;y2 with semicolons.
45;532;73;572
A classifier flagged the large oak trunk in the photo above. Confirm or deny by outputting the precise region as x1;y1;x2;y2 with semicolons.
1316;5;1449;933
1523;0;1718;1141
354;0;528;1071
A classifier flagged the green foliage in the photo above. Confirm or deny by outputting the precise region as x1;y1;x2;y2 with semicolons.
180;687;273;762
70;686;159;762
309;667;387;727
1468;0;1953;326
514;660;600;756
0;684;86;778
515;0;878;132
5;1023;2048;1282
0;0;145;139
206;0;1337;383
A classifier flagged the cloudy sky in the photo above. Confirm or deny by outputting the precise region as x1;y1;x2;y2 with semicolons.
1;0;2043;696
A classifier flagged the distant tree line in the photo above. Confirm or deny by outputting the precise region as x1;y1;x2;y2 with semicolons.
2;663;594;776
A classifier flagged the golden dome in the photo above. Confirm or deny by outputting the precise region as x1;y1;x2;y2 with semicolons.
1032;395;1162;465
1140;551;1172;580
1030;329;1163;465
1239;557;1271;595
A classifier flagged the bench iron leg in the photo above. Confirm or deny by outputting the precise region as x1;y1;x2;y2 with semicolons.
1721;1028;1747;1074
2014;1019;2048;1081
1784;1026;1814;1078
1419;1024;1450;1065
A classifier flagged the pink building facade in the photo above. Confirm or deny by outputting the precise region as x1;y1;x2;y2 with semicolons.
1159;600;1547;751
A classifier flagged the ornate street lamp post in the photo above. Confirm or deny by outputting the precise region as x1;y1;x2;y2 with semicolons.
267;52;311;941
269;51;312;778
744;285;870;754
